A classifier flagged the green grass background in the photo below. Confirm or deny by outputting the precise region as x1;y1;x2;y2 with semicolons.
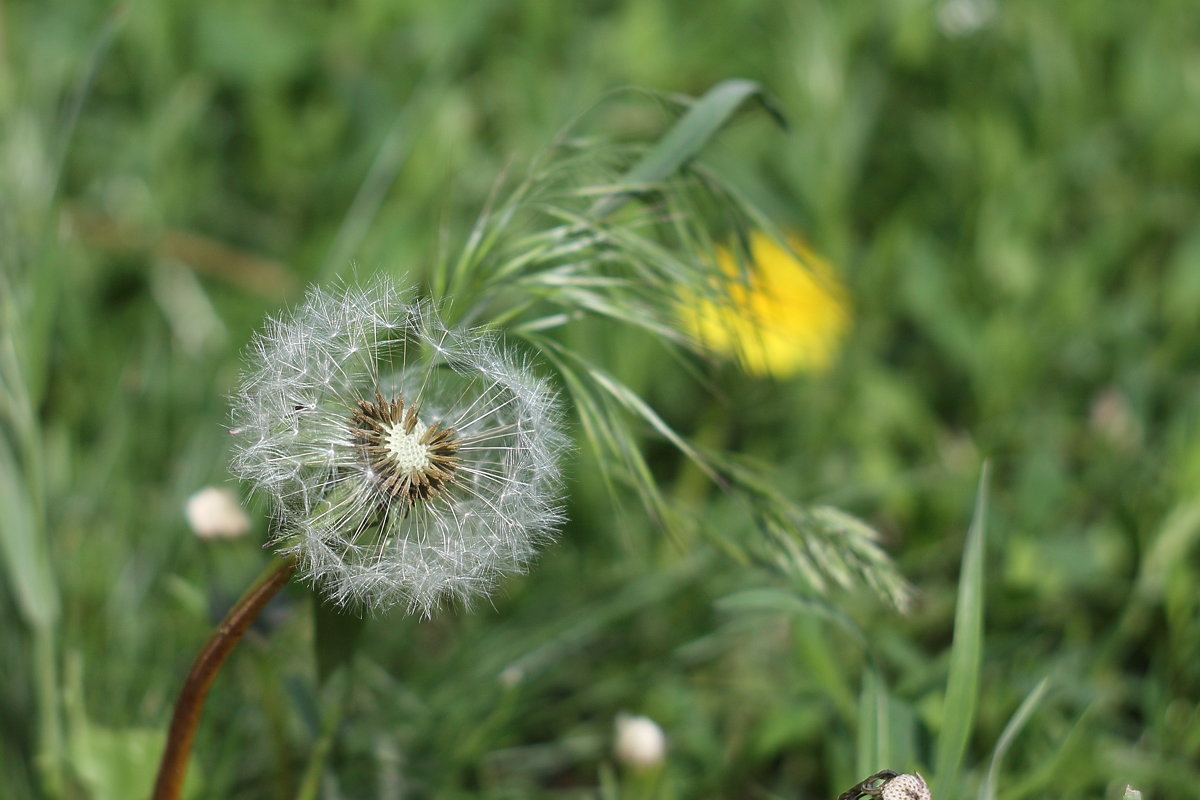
3;1;1199;798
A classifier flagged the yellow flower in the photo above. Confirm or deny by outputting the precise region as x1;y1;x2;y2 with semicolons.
685;232;851;377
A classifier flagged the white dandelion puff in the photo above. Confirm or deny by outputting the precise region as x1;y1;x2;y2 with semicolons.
230;278;567;616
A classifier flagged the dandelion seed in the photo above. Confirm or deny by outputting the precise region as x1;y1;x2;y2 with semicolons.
684;232;850;377
230;279;566;616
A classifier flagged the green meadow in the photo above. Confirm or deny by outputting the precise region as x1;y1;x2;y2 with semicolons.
2;2;1198;798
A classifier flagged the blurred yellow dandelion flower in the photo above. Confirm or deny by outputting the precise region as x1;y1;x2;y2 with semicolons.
686;232;851;377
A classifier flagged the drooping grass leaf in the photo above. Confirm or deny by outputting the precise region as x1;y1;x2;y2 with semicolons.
590;79;785;218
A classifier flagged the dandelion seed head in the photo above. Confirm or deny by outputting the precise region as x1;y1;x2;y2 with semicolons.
231;278;567;616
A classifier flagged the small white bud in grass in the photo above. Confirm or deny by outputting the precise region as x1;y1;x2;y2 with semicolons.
497;665;524;689
881;773;930;800
1089;387;1142;450
1123;786;1143;800
185;487;251;540
937;0;995;37
613;713;666;769
230;278;566;616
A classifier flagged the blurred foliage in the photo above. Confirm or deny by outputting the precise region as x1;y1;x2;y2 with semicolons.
2;0;1199;798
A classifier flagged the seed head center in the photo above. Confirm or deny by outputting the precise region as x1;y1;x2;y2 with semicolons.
349;391;462;506
384;421;432;472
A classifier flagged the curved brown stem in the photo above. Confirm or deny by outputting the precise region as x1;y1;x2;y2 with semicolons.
152;556;297;800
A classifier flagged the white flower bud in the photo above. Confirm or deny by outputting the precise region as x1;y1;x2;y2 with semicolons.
498;665;524;689
613;713;666;769
185;487;251;540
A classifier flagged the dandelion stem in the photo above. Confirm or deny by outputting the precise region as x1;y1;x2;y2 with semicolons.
152;555;297;800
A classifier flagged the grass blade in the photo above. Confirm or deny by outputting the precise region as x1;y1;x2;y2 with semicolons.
0;438;58;629
590;79;784;218
978;677;1050;800
933;463;990;798
857;669;889;779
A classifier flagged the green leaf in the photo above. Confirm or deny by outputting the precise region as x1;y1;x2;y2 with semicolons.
934;463;990;799
590;78;785;218
855;669;918;784
64;653;193;800
857;668;888;778
978;676;1050;800
0;437;58;629
995;701;1098;800
297;598;363;800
